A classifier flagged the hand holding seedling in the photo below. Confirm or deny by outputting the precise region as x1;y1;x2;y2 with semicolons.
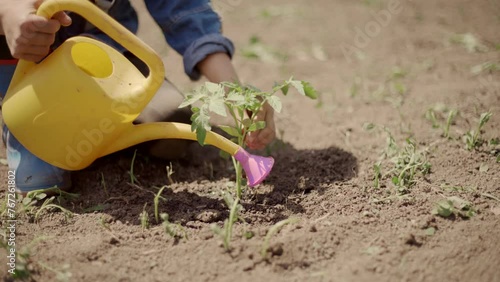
196;52;277;150
245;102;275;150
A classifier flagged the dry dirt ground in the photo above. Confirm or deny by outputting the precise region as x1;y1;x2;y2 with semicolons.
1;0;500;281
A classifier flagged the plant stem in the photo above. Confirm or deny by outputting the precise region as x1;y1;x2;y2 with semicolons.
235;162;243;199
130;149;138;185
224;196;240;250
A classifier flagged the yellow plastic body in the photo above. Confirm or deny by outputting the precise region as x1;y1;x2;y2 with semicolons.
2;0;238;170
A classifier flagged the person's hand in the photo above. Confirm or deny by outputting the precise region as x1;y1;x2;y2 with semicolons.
245;102;276;150
1;0;71;62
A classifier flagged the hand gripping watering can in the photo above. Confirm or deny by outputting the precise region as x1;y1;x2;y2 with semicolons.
2;0;274;186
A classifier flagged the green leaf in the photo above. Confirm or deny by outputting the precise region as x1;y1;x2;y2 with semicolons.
281;83;289;95
196;128;207;146
242;119;252;128
479;112;492;129
290;80;305;96
226;91;245;102
218;125;241;138
448;196;471;211
248;121;266;132
392;81;406;95
205;81;224;94
208;97;227;117
302;81;318;99
266;95;282;113
191;106;211;145
35;193;47;200
432;200;454;217
22;197;34;206
391;176;400;186
179;91;204;108
243;231;255;239
362;123;376;131
425;227;436;236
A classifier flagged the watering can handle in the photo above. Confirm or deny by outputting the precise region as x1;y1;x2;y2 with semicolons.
11;0;164;96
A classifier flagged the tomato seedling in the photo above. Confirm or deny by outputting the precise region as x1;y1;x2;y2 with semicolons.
180;78;317;250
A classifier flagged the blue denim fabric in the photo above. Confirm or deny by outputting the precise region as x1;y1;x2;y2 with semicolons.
82;0;234;80
0;64;15;99
2;123;72;193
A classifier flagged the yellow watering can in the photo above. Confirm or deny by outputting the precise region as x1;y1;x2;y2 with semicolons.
2;0;274;186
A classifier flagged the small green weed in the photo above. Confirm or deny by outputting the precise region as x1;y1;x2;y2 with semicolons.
82;204;108;213
38;262;72;282
424;105;458;138
129;149;140;185
165;162;175;185
444;110;458;138
463;112;493;150
99;215;112;231
389;138;431;194
139;203;149;230
100;172;109;196
160;213;187;240
432;196;475;219
154;186;168;223
470;61;500;75
211;192;243;251
364;124;431;194
16;189;77;222
425;227;436;236
241;36;288;63
1;236;49;279
261;217;299;258
449;33;488;53
34;196;73;222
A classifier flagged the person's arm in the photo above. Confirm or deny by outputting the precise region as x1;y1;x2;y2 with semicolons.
145;0;276;149
195;52;238;84
0;0;71;62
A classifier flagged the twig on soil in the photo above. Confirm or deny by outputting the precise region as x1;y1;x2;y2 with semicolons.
313;212;331;223
127;183;156;197
104;196;130;205
481;193;500;202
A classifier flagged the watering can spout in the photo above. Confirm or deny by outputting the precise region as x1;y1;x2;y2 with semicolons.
100;122;274;187
233;148;275;186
